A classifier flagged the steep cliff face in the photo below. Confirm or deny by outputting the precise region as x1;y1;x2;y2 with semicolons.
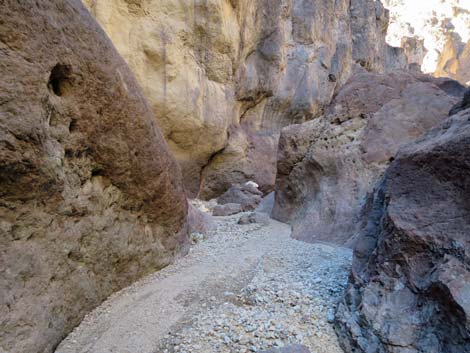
335;107;470;353
83;0;407;198
0;1;188;353
383;0;470;84
272;71;464;244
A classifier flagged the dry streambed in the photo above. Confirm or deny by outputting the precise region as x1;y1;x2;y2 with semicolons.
56;214;352;353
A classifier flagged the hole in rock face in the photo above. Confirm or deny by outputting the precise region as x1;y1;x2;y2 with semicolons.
48;64;72;96
389;157;395;163
69;118;77;132
91;169;104;177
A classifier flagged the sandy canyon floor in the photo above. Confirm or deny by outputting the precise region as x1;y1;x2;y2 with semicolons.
56;213;352;353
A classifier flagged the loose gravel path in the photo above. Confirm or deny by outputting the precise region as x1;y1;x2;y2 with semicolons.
56;214;352;353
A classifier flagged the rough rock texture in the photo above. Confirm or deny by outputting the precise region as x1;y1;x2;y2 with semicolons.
238;212;270;226
218;183;263;211
213;203;243;216
383;0;470;84
450;88;470;116
188;201;215;235
256;192;276;215
272;70;464;244
335;109;470;353
261;345;311;353
83;0;407;198
0;2;188;353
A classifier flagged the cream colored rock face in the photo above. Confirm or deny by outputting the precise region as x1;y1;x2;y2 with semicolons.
84;0;407;197
83;0;239;194
383;0;470;83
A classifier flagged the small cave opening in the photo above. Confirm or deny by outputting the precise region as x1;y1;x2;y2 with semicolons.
69;118;78;133
91;169;104;177
48;64;72;96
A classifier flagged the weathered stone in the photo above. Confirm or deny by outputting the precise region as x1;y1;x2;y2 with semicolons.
238;212;270;226
0;2;188;353
256;192;276;215
450;88;470;116
188;202;215;235
84;0;407;198
218;184;263;211
272;71;462;244
336;108;470;352
260;345;312;353
213;203;243;216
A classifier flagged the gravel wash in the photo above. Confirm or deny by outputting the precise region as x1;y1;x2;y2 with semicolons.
56;214;352;353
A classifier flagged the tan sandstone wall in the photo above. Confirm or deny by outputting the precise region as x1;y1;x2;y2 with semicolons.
82;0;407;198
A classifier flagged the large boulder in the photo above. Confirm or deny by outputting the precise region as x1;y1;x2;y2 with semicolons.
272;71;464;244
218;183;263;211
83;0;408;198
335;109;470;352
0;1;188;353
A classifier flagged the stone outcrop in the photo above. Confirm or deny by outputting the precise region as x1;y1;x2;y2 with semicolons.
383;0;470;84
213;203;243;216
0;1;188;353
335;108;470;353
83;0;407;198
272;71;464;244
218;183;263;211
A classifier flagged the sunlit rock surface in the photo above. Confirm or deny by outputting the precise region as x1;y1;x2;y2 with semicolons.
83;0;407;198
384;0;470;84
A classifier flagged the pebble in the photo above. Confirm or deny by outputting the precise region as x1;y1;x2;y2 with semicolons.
158;208;352;353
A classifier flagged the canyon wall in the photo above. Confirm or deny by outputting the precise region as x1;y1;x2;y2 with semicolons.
271;70;464;244
0;1;188;352
335;104;470;353
82;0;407;198
383;0;470;84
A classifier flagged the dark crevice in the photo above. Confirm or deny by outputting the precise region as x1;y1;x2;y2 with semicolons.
48;64;73;96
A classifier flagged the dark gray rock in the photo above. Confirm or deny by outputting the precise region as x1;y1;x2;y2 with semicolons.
260;344;311;353
449;87;470;116
256;192;275;215
335;110;470;353
238;212;270;226
213;203;243;216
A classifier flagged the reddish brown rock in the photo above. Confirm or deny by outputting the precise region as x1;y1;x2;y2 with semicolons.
335;108;470;353
0;1;188;353
272;71;463;244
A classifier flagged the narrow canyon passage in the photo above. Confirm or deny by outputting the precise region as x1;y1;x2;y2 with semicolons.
55;213;351;353
2;1;470;352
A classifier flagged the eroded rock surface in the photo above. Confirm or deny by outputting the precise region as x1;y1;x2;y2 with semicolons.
218;183;263;211
272;71;463;244
0;1;188;353
335;109;470;353
83;0;407;198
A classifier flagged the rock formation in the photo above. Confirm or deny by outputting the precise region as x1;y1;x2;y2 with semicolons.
0;1;188;353
383;0;470;84
272;70;464;244
335;107;470;353
82;0;407;198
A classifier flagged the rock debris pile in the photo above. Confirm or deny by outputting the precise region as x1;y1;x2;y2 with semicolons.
158;216;352;353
